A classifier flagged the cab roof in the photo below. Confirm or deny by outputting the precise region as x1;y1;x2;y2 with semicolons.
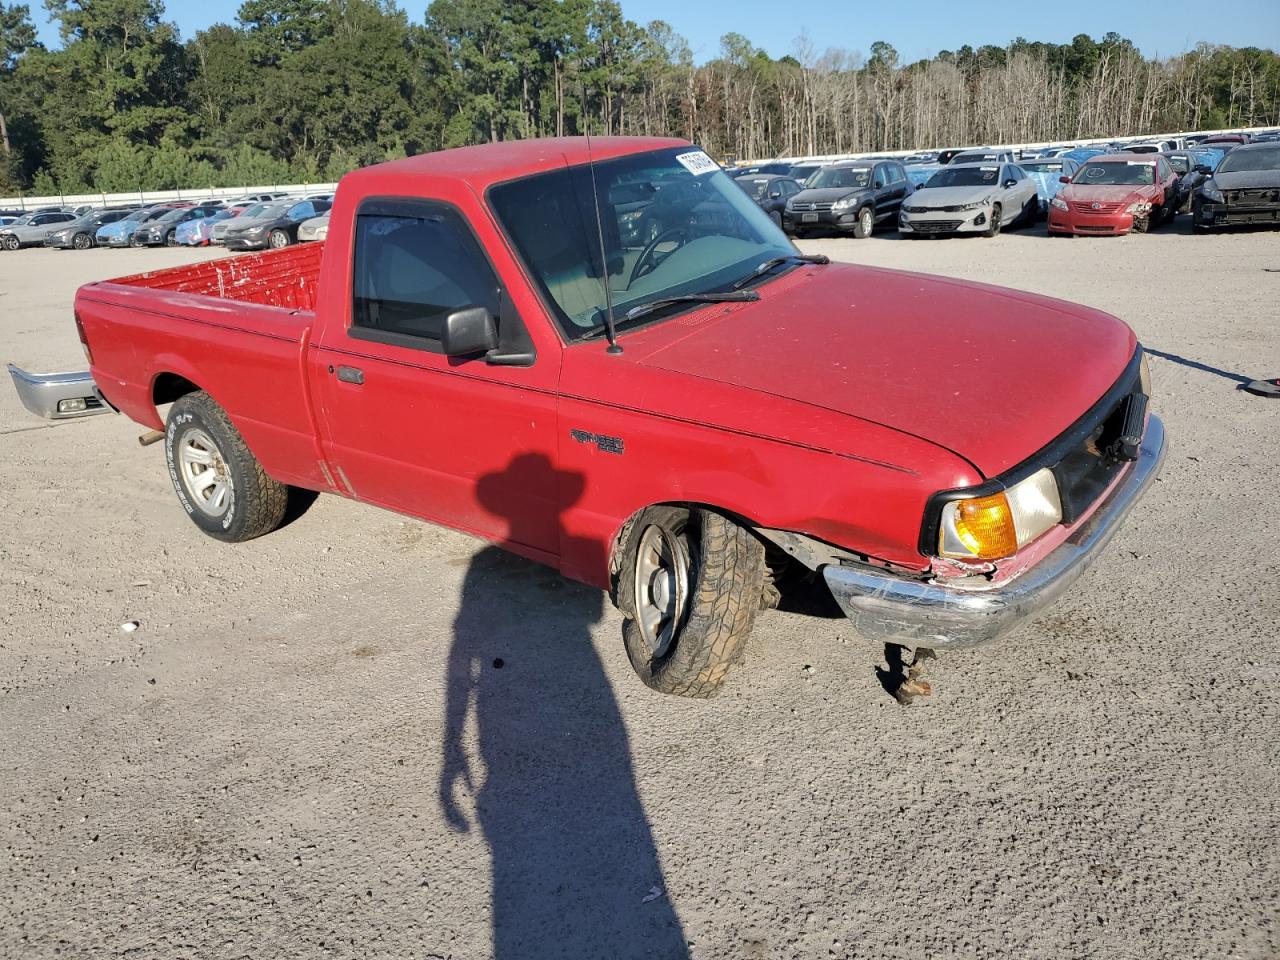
345;137;690;193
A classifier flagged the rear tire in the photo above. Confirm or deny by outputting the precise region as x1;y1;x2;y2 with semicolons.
618;506;766;698
853;206;874;239
164;391;288;543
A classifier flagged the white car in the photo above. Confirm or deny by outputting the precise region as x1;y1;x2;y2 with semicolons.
297;213;330;242
898;163;1040;237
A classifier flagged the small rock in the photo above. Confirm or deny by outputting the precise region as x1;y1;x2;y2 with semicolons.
120;621;140;633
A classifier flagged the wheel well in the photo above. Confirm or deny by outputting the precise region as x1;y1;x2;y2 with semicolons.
153;373;201;408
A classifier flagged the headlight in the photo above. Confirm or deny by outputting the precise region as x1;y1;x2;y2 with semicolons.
901;203;921;213
1050;197;1069;211
1200;181;1222;202
1126;201;1151;214
959;199;989;211
832;197;857;211
937;467;1063;560
51;230;70;239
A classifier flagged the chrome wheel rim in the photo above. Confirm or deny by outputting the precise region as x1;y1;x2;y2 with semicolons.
269;231;287;248
74;234;90;249
632;523;690;659
178;428;233;518
860;209;872;233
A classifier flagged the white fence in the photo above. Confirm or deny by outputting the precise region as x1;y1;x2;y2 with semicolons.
0;182;339;211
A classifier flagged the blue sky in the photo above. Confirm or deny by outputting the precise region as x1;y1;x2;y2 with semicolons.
31;0;1280;61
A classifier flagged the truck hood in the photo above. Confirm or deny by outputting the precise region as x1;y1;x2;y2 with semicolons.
631;263;1136;478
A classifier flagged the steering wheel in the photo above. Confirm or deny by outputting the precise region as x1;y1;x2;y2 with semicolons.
630;227;688;286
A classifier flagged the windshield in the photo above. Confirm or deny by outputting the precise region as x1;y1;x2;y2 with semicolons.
10;214;34;225
256;204;291;220
925;165;1001;188
489;146;793;340
1218;145;1280;173
1020;162;1063;173
1074;161;1154;185
239;203;272;219
806;167;871;189
157;208;188;222
743;178;776;199
951;153;1001;165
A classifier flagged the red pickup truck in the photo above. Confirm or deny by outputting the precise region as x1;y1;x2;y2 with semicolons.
10;137;1165;699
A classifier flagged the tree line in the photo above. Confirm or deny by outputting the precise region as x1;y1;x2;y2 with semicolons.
1;0;1278;197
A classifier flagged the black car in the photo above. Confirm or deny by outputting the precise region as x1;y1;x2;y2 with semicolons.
785;163;823;184
132;204;225;247
223;199;333;251
736;174;802;226
1162;151;1215;211
730;162;792;179
43;208;135;249
1192;142;1280;231
782;159;913;238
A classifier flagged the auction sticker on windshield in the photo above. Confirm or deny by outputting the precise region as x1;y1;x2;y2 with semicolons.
676;151;720;176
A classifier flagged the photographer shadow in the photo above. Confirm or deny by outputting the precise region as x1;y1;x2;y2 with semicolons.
439;454;688;958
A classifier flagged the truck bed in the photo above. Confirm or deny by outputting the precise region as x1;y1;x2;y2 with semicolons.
109;243;323;311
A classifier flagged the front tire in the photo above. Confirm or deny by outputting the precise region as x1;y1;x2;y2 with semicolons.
164;231;178;247
164;391;288;543
853;206;874;239
618;506;766;698
268;229;291;249
2;235;19;251
983;203;1002;237
73;232;92;250
129;234;143;248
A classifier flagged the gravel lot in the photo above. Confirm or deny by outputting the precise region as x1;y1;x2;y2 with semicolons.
2;220;1278;960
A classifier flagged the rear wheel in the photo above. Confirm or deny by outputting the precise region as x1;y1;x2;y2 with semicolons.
617;506;766;698
72;232;92;250
853;206;874;239
164;391;289;543
268;229;291;249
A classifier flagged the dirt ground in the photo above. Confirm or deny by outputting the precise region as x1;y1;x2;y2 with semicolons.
2;218;1278;960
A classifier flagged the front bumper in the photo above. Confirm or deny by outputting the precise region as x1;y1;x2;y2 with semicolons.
1047;207;1136;235
1194;201;1280;228
224;236;268;250
898;207;991;234
783;208;863;232
43;235;75;248
7;364;112;420
823;414;1166;650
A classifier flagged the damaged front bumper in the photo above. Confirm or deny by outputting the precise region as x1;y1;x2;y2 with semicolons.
822;414;1166;650
8;364;112;419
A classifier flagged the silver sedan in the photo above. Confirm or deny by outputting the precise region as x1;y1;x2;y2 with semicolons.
0;211;80;250
297;213;329;242
898;163;1040;237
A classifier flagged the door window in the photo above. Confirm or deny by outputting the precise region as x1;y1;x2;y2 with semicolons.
350;200;499;350
873;167;887;188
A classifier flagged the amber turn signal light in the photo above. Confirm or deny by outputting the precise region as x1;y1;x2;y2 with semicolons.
948;492;1019;560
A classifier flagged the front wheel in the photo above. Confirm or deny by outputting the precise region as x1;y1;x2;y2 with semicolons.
983;204;1002;237
853;206;874;239
268;229;291;249
164;230;178;247
73;232;93;250
129;234;143;248
617;506;766;698
1;235;18;251
165;391;289;542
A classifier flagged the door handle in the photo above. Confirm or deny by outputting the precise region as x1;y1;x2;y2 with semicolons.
336;365;364;385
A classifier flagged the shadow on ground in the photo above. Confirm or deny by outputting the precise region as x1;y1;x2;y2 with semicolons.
438;454;688;959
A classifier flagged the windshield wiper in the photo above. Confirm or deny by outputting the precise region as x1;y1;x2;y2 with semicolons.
732;253;829;289
622;290;760;323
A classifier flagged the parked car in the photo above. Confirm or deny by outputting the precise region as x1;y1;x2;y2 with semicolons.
899;162;1040;237
9;136;1165;701
935;148;969;165
1058;147;1108;165
223;199;332;250
227;193;288;205
783;158;913;238
1192;141;1280;231
1202;134;1250;147
176;208;241;246
297;212;330;242
736;174;802;227
946;148;1016;166
211;202;275;244
785;163;823;184
1047;153;1180;235
0;210;78;249
97;207;171;247
132;204;225;247
0;215;17;227
1018;158;1081;214
304;193;334;202
1162;151;1215;211
43;209;136;249
730;162;792;178
905;164;943;188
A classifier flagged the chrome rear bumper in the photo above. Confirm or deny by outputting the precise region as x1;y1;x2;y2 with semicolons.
7;364;112;419
823;414;1167;650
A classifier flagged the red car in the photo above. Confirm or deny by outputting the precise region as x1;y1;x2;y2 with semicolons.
1047;153;1181;235
9;137;1166;699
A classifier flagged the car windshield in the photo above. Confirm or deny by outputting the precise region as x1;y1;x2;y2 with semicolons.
806;167;871;189
925;165;1001;188
743;178;776;199
1074;161;1154;185
157;208;187;222
489;146;793;341
10;214;34;225
256;204;291;220
1218;145;1280;173
951;153;1000;165
1019;162;1063;173
239;203;272;219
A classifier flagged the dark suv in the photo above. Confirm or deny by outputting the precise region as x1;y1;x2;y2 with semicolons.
783;159;913;238
736;174;803;227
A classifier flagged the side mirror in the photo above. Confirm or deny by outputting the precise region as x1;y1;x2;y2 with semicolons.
769;190;782;199
441;306;498;358
1003;179;1017;188
1058;175;1071;184
1193;164;1212;175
